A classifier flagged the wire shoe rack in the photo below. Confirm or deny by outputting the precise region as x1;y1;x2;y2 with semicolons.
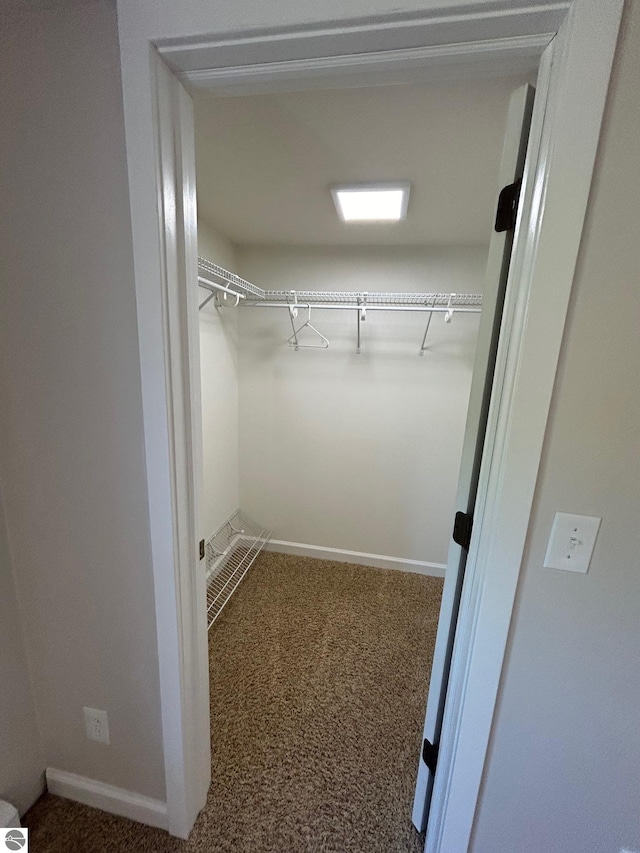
205;510;271;629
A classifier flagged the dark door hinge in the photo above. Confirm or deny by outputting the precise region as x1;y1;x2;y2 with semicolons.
453;511;473;551
495;179;521;232
199;539;205;560
422;738;439;774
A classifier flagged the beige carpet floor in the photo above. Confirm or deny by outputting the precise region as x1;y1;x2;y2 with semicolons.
25;552;443;852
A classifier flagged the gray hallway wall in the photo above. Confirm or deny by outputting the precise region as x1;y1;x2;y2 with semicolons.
473;3;640;850
0;0;165;801
0;494;44;815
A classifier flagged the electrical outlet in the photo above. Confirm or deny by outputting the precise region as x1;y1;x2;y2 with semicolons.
83;707;110;744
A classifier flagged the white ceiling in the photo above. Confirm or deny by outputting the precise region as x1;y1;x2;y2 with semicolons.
194;77;527;247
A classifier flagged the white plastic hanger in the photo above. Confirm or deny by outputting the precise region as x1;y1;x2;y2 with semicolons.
287;304;329;351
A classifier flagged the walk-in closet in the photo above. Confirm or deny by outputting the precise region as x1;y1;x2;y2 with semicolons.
192;77;529;850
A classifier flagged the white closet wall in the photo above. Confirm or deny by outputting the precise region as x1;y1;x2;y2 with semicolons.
237;245;488;569
198;219;240;539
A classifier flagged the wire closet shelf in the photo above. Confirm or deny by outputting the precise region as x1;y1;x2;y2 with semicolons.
197;256;482;310
205;510;271;629
245;290;483;354
196;256;483;353
250;290;483;308
198;256;266;309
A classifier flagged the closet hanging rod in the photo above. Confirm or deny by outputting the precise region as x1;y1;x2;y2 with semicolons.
198;275;246;301
241;301;481;314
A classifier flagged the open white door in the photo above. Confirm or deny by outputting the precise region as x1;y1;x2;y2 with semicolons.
412;83;535;833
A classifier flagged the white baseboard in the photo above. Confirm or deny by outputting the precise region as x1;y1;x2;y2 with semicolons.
264;539;446;577
45;768;168;830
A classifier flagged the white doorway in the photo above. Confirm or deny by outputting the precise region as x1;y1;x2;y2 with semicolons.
191;75;531;849
116;1;623;845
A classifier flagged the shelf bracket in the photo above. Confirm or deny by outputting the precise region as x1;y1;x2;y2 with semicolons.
419;297;437;356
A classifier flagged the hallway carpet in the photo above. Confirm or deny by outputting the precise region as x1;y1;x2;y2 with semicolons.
25;552;443;852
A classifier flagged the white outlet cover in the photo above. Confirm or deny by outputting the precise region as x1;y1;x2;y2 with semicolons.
83;706;110;744
543;512;601;573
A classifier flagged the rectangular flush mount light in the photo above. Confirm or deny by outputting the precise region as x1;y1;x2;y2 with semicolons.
331;182;411;222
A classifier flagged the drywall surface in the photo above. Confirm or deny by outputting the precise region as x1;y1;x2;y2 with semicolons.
0;1;165;800
237;246;486;565
198;219;240;538
472;4;640;851
0;495;44;815
117;0;566;44
193;80;523;247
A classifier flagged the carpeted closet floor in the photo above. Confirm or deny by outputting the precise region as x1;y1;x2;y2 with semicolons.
25;552;443;852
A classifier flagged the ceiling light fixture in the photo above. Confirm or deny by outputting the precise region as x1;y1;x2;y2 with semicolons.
331;182;411;222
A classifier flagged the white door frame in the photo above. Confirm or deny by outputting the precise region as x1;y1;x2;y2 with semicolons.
116;0;623;846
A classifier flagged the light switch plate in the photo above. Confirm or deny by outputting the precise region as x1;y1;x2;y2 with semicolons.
543;512;601;573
